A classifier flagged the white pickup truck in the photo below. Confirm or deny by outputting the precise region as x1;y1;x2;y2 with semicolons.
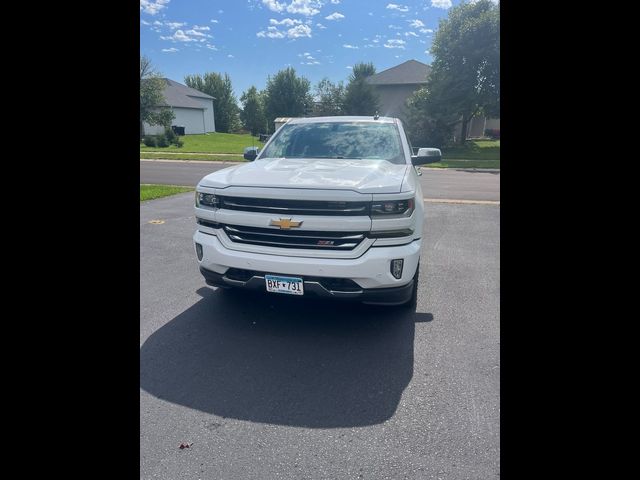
193;116;441;306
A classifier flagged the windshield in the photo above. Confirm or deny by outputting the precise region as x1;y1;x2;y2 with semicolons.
259;122;407;164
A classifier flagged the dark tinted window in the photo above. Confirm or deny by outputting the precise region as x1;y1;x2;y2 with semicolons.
260;122;406;164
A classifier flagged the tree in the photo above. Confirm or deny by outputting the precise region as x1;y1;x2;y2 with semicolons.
405;87;456;148
312;78;345;116
184;72;240;133
240;86;267;136
140;55;174;138
264;67;312;130
342;62;380;116
418;0;500;144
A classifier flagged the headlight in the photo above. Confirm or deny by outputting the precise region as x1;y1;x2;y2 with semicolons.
370;198;414;217
195;191;218;209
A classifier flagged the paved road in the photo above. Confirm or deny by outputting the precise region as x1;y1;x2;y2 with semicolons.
140;192;500;479
140;160;500;202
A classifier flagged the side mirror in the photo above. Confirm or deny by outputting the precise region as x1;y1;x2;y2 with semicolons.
243;146;259;161
411;147;442;165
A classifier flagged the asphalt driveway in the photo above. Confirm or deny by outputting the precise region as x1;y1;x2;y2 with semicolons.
140;192;500;479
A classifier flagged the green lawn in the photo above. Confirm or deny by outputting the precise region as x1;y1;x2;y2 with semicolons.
441;139;500;161
140;184;193;202
140;132;264;154
140;152;245;162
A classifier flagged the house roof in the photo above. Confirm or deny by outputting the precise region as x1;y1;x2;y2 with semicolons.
366;60;431;86
158;78;215;109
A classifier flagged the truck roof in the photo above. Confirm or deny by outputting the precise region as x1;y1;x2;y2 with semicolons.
287;116;397;124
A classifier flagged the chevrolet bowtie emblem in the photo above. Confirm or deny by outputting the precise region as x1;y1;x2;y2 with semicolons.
270;218;303;229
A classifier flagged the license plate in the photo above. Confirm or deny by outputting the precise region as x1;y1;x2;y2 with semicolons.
265;275;304;296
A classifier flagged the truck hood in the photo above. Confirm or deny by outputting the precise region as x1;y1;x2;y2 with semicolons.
198;158;409;193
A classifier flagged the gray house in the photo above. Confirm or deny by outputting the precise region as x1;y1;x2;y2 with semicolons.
366;59;431;120
366;59;499;139
143;78;216;135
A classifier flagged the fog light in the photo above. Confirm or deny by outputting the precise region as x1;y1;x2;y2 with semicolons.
195;242;203;261
391;259;404;279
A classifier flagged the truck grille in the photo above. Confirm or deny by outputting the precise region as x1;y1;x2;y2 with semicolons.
222;224;365;250
217;195;369;216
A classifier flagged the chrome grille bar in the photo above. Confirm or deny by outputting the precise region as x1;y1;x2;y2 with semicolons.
222;224;365;250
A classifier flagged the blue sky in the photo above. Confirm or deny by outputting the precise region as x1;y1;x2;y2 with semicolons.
140;1;465;98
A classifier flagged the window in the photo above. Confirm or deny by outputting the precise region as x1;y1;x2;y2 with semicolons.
260;122;406;165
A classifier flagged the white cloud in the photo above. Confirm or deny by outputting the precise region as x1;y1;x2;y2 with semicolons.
346;66;353;69
165;22;186;29
262;0;323;16
331;0;341;3
228;54;234;58
141;19;151;25
409;19;425;28
388;25;402;30
210;19;219;23
185;29;208;37
325;12;345;21
368;12;373;16
431;0;452;9
270;18;302;26
153;20;162;26
161;29;199;42
419;28;433;34
316;23;327;29
206;44;218;50
287;0;323;16
424;49;430;54
287;24;312;38
386;3;409;12
257;23;311;39
299;52;320;64
384;39;406;49
162;47;178;52
218;9;224;13
342;44;358;49
140;0;170;16
261;0;286;12
372;39;379;43
192;25;210;31
257;27;284;38
405;31;418;37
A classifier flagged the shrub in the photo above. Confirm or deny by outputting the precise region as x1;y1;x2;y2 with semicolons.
143;136;157;147
156;135;169;148
174;138;184;148
164;127;177;145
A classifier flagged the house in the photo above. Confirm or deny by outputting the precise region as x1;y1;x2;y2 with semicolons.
366;59;499;140
142;78;216;135
366;59;431;120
